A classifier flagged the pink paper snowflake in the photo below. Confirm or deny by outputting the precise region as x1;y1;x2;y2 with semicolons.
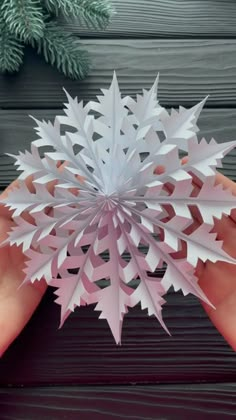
2;73;236;343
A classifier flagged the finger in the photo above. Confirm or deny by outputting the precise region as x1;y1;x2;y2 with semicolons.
157;157;236;349
182;157;236;349
0;168;60;353
0;162;76;355
0;259;47;355
0;221;47;356
215;171;236;191
214;172;236;221
197;215;236;350
198;261;236;351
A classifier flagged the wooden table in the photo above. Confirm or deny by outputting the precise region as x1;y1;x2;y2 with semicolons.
0;1;236;418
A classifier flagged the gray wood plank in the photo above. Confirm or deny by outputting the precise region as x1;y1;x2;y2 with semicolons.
0;108;235;186
1;40;236;108
0;383;236;419
65;0;236;38
0;289;236;386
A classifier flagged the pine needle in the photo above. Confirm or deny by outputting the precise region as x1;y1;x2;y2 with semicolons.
1;0;45;42
44;0;114;28
32;21;90;79
0;19;24;73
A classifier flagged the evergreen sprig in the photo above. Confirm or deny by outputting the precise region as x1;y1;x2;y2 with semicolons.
2;0;45;42
0;0;114;79
33;21;90;79
44;0;114;28
0;18;24;73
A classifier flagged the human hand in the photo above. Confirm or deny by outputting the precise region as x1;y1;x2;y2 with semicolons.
196;173;236;350
156;161;236;350
0;179;47;356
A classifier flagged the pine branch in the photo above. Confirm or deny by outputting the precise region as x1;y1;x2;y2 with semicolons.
44;0;114;28
31;21;90;79
1;0;45;42
78;0;114;28
0;17;24;73
0;0;114;78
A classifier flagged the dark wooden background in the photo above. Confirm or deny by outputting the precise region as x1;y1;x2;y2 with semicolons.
0;1;236;418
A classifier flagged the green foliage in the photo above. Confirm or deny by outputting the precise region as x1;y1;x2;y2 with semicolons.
32;21;90;79
44;0;114;28
1;0;45;42
0;17;24;73
0;0;114;79
76;0;114;28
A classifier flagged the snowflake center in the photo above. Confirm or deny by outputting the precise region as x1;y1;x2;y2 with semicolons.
96;193;117;211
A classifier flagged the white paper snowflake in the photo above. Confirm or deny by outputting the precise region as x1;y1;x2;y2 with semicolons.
2;73;236;343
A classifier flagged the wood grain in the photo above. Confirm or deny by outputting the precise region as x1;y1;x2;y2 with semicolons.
1;40;236;108
0;383;236;419
0;108;235;186
0;289;235;386
64;0;236;38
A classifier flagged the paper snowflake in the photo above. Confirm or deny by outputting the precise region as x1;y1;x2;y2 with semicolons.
2;73;236;343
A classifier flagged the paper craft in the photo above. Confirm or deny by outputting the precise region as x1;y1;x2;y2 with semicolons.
2;73;236;343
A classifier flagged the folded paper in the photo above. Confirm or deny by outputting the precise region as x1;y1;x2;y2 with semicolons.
2;73;236;343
